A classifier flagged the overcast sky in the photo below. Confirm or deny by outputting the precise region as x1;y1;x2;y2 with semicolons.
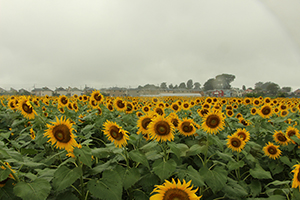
1;0;300;91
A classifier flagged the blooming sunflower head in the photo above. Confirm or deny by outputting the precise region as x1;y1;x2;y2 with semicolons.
233;128;250;142
103;120;129;148
273;130;289;146
137;113;153;135
259;104;273;118
17;97;37;119
58;95;69;107
44;116;78;152
91;90;104;103
148;115;175;142
291;164;300;191
201;110;226;134
263;142;281;160
30;128;36;140
178;118;198;137
286;126;300;144
227;134;246;152
113;97;127;112
150;178;202;200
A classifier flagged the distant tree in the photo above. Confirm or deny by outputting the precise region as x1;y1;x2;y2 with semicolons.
266;83;280;96
160;82;168;89
203;78;215;91
178;82;186;89
215;74;235;89
281;87;291;93
255;82;264;90
186;79;193;89
168;84;174;89
194;82;201;90
173;85;178;89
242;85;246;91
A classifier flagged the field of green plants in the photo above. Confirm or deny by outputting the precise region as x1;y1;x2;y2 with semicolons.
1;91;300;200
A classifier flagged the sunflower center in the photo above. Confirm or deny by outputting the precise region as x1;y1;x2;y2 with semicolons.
163;188;189;200
172;105;179;111
231;138;241;147
277;133;287;142
261;106;271;115
110;126;123;140
171;118;179;127
22;103;33;114
297;169;300;182
117;100;125;108
267;146;277;155
155;121;171;136
142;118;152;130
94;93;102;101
182;122;193;133
60;97;68;105
53;124;71;143
156;108;164;115
237;132;246;140
288;130;296;138
206;114;220;128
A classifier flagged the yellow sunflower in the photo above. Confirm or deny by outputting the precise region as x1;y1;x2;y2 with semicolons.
178;118;198;137
167;113;180;128
58;95;69;107
0;162;15;187
103;120;129;148
137;113;153;135
113;97;127;112
263;142;281;159
227;134;246;152
170;102;181;112
233;128;250;142
250;107;257;115
44;116;78;152
90;90;104;103
150;178;201;200
286;126;300;144
17;97;37;119
30;128;36;140
148;115;175;142
226;109;234;117
273;130;289;145
201;110;226;134
291;164;300;191
258;104;273;119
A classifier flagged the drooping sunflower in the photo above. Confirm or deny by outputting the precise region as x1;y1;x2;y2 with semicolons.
150;178;201;200
17;97;37;119
258;104;273;118
227;134;246;152
273;130;289;146
291;164;300;191
201;110;226;134
263;142;281;159
286;126;300;144
178;118;198;137
44;116;78;152
167;113;180;129
103;120;129;148
148;115;175;142
233;128;250;142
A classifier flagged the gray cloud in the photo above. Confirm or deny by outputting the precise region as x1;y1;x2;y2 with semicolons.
1;0;300;91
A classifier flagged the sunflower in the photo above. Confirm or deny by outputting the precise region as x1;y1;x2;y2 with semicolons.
8;99;17;110
142;105;151;113
181;102;191;110
103;120;129;148
252;98;261;107
137;113;153;135
154;106;165;116
168;113;180;128
244;97;252;105
113;97;127;111
233;128;250;142
280;110;289;117
58;95;69;107
170;102;181;112
44;116;78;152
17;97;37;119
227;134;246;152
148;115;175;142
89;99;99;109
201;110;226;134
178;118;198;136
90;90;104;103
258;104;273;118
30;128;36;140
125;102;134;114
197;108;209;117
226;109;234;117
250;107;257;115
263;142;281;159
150;178;201;200
0;162;15;187
286;126;300;144
73;102;79;112
291;164;300;191
273;130;289;146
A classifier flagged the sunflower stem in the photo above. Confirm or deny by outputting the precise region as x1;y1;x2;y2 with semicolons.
123;147;130;168
0;160;20;183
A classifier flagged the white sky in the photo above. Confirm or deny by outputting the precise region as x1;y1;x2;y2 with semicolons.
1;0;300;91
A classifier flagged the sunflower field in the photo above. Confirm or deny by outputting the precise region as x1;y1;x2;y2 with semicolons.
1;92;300;200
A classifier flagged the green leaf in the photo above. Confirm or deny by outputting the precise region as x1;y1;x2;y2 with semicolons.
123;167;140;190
249;179;261;197
81;124;94;134
73;146;92;168
186;144;208;156
280;156;293;167
91;147;111;159
140;141;159;151
0;167;11;182
201;166;227;193
223;178;248;199
56;191;79;200
178;165;205;187
152;159;176;181
133;190;149;200
52;166;82;191
0;179;18;200
13;178;51;200
20;148;38;155
129;149;149;169
35;168;56;182
250;165;272;179
265;180;290;188
167;142;189;158
87;170;122;200
90;160;115;175
227;160;245;171
217;151;235;162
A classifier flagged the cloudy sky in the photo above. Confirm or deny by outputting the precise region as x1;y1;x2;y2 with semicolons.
1;0;300;91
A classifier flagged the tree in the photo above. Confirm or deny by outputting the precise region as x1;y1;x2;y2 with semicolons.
203;78;215;91
215;74;235;89
186;79;193;90
194;82;201;90
168;84;174;89
178;82;186;89
266;82;280;96
242;85;246;91
281;87;291;93
160;82;168;89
